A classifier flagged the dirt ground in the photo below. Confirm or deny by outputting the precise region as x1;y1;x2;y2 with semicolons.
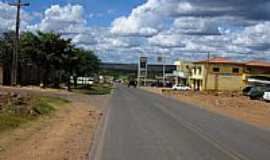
0;87;110;160
143;87;270;129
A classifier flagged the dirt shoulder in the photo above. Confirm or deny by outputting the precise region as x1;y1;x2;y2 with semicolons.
0;87;110;160
143;87;270;129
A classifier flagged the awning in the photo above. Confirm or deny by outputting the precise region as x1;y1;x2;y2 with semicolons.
247;78;270;85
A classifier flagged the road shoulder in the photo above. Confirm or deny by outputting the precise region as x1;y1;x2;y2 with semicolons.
142;87;270;129
0;88;110;160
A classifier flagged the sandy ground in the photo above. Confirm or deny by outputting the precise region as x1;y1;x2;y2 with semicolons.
0;87;110;160
143;87;270;129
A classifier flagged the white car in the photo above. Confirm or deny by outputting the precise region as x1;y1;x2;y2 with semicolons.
172;84;191;91
263;92;270;101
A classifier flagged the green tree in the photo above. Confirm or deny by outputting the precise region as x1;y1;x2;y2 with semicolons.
0;32;16;84
2;31;100;89
20;31;72;88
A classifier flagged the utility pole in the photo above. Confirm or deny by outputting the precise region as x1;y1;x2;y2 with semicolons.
9;0;29;86
204;52;210;91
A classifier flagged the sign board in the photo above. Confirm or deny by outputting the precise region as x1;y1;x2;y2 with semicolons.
140;57;148;69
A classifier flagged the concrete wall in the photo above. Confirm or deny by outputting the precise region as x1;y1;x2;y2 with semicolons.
205;74;245;91
202;64;245;91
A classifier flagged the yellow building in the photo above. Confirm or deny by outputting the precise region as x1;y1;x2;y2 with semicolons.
174;60;193;85
190;57;246;91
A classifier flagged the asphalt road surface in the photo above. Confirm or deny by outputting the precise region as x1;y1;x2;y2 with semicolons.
96;85;270;160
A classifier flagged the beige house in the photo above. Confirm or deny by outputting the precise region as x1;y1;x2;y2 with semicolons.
190;57;246;91
190;57;270;91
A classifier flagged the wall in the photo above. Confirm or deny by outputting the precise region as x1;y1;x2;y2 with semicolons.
203;64;245;91
205;74;245;91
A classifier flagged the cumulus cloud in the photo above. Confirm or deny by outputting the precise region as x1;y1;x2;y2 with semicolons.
111;0;165;37
148;33;185;48
0;2;32;33
28;4;87;33
106;0;270;62
3;0;270;63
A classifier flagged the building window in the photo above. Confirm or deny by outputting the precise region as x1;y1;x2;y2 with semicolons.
213;67;220;73
246;67;252;73
232;68;240;73
197;67;202;75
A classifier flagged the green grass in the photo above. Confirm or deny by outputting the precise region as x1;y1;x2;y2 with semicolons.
0;114;34;130
74;83;113;95
0;96;70;132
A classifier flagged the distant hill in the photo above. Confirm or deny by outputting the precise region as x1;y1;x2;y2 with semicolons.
100;63;176;73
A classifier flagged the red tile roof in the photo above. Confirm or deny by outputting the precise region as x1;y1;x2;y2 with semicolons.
194;57;244;65
194;57;270;67
246;60;270;67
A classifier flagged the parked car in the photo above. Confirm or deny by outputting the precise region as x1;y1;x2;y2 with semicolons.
242;86;253;96
247;86;270;100
263;92;270;102
172;84;191;91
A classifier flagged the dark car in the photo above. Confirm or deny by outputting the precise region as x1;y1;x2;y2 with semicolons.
247;86;270;100
128;80;137;88
242;86;253;96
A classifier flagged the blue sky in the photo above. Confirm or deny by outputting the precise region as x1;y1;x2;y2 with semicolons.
1;0;270;63
27;0;145;26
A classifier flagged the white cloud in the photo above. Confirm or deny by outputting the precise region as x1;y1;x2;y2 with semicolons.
2;1;270;63
0;2;32;32
111;0;165;36
148;33;185;48
29;4;86;33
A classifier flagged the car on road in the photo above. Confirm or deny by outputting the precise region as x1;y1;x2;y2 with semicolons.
128;80;137;88
263;92;270;102
172;84;191;91
247;86;270;100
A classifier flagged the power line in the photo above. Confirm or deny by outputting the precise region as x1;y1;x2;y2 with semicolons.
8;0;29;86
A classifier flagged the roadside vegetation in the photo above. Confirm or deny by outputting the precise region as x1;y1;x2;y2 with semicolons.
0;31;100;90
73;83;114;95
0;95;69;132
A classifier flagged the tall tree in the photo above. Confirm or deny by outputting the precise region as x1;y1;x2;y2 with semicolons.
2;31;100;89
20;31;72;88
0;32;16;84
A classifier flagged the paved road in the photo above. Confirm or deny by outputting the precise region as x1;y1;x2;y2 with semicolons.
96;85;270;160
